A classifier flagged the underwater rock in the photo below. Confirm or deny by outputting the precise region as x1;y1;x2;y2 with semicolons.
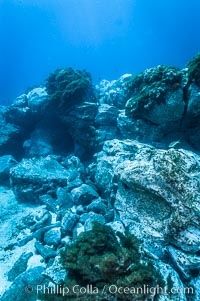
7;252;33;281
170;226;200;253
186;83;200;119
92;139;143;196
42;256;67;285
154;261;188;301
84;212;106;231
79;211;98;223
96;125;121;148
92;139;200;251
95;104;118;126
76;204;87;215
79;212;106;229
125;65;186;126
46;67;94;112
167;245;200;281
95;73;131;109
56;187;74;209
72;222;85;238
104;209;115;223
107;221;125;234
27;87;48;114
33;221;61;242
23;128;53;157
10;156;70;203
35;241;57;261
190;277;200;301
39;194;58;213
187;52;200;87
1;266;46;301
61;210;79;235
183;83;200;149
71;183;99;206
87;198;107;215
43;227;61;247
29;208;52;232
13;93;28;108
117;110;165;142
23;117;74;157
61;102;98;157
4;104;34;131
0;155;17;185
0;119;24;158
61;155;85;179
3;59;200;300
61;235;72;247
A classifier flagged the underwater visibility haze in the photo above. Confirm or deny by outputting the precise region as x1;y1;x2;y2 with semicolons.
2;1;200;301
1;0;200;103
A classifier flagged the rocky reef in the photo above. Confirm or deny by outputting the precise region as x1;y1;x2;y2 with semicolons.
1;56;200;300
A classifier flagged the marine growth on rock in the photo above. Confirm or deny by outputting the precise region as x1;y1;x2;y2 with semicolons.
1;54;200;301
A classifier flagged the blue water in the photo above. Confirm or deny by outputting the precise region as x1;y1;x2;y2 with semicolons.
1;0;200;104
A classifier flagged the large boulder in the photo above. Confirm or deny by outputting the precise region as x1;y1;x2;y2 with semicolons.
44;68;99;157
92;139;200;253
46;67;94;112
10;156;69;203
125;65;187;126
61;102;98;156
117;110;165;142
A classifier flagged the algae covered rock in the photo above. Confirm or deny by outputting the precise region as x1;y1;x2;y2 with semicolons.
39;222;162;301
4;55;200;301
125;65;186;125
46;67;93;112
187;52;200;87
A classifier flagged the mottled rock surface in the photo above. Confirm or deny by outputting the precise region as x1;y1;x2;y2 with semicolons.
92;139;200;255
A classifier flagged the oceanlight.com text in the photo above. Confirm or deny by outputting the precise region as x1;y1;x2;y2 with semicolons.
33;284;194;297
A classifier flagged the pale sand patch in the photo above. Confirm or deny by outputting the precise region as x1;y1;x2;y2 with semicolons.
0;186;46;297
